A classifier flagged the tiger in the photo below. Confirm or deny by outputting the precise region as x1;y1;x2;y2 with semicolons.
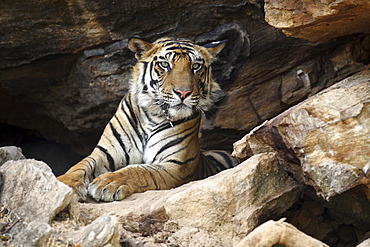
57;37;238;202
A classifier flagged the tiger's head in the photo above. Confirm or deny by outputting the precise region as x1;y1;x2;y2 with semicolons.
128;37;226;122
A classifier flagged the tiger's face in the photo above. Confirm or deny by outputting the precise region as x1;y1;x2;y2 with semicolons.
129;37;226;121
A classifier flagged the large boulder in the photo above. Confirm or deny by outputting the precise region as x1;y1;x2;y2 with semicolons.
0;146;25;166
233;69;370;200
0;159;72;246
264;0;370;42
232;69;370;245
236;218;329;247
75;152;300;246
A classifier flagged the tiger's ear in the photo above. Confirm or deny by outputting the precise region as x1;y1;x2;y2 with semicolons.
203;40;227;57
128;38;154;60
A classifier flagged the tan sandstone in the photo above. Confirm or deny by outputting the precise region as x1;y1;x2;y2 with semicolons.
233;69;370;200
264;0;370;42
74;152;300;246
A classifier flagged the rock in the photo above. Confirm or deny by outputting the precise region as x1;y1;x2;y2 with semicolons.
167;227;223;247
164;153;300;242
287;200;332;241
0;159;73;224
211;38;366;139
75;152;300;246
358;233;370;247
0;146;25;166
326;185;370;230
0;159;73;245
233;69;370;200
264;0;370;42
337;224;358;245
235;218;329;247
59;214;120;247
48;44;135;137
11;222;52;247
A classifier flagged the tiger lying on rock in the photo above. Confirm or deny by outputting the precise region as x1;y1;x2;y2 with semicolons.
58;37;238;202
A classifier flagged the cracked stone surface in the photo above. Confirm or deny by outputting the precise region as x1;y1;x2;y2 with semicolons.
233;69;370;200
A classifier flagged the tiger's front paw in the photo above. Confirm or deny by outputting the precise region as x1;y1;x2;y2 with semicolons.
57;172;88;201
87;172;134;202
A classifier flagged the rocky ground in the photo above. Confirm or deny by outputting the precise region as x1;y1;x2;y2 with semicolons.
1;0;370;246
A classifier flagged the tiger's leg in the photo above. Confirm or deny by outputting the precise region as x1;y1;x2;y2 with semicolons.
57;159;93;201
87;163;194;202
57;147;116;201
88;151;238;202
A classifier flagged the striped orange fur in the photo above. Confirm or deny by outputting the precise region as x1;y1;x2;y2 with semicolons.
58;37;238;201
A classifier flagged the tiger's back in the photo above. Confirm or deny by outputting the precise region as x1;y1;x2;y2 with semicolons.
58;37;238;201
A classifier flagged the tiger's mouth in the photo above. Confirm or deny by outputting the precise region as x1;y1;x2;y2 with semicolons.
172;103;190;111
157;100;196;120
159;99;195;111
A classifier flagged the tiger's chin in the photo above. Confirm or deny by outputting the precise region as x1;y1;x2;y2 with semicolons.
167;104;196;121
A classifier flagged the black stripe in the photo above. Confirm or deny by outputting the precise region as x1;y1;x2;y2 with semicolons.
153;65;162;77
151;122;172;135
140;165;160;189
149;61;158;87
149;122;197;149
157;165;181;183
109;122;130;165
96;145;115;172
86;156;97;178
161;144;188;162
203;158;217;177
122;98;142;143
167;154;198;165
124;97;148;151
153;128;197;160
121;109;141;151
124;95;138;126
182;166;197;181
205;154;227;173
113;115;136;160
141;108;158;125
145;165;169;188
141;62;148;85
165;46;193;52
215;151;234;168
150;112;199;137
150;79;158;88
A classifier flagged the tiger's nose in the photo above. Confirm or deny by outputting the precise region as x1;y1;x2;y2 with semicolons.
174;89;192;99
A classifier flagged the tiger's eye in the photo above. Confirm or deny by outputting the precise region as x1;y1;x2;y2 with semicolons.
159;61;170;69
192;63;202;70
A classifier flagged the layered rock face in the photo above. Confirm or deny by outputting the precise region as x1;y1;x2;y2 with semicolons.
233;70;370;200
264;0;370;42
1;0;370;246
